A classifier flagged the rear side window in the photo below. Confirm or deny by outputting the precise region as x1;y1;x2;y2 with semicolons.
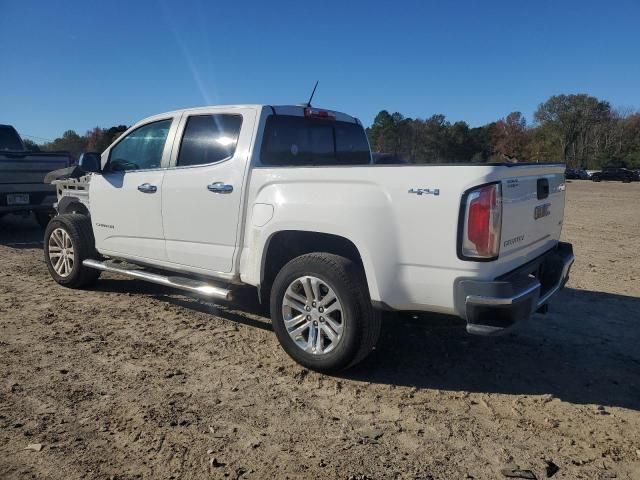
177;114;242;167
261;115;370;166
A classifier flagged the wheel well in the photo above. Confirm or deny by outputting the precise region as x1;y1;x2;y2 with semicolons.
58;197;90;216
261;231;365;296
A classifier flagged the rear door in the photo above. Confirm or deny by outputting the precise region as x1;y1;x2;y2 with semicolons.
161;107;256;273
90;117;179;261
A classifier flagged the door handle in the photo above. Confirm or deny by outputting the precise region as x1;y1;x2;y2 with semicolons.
137;183;157;193
207;182;233;194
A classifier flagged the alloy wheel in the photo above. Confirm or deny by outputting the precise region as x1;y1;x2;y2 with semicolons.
48;227;74;277
282;275;344;355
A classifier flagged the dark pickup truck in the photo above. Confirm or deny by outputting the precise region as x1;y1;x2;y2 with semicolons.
591;167;639;183
0;125;71;227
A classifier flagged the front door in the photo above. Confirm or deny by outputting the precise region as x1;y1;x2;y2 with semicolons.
161;108;255;273
90;118;176;261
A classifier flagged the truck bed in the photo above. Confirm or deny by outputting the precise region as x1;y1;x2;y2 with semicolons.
245;162;567;313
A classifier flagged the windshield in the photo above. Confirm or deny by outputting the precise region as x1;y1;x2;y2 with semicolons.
0;126;24;151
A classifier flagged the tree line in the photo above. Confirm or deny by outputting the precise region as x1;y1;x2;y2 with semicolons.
367;93;640;169
25;93;640;169
25;126;128;162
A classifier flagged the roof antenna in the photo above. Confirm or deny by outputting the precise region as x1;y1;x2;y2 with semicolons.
306;81;319;107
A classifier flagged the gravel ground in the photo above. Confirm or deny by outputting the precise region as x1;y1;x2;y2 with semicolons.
0;180;639;480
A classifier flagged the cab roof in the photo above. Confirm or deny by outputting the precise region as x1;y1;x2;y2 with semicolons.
142;104;359;125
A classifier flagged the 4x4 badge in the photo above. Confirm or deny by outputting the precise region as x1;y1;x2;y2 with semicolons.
408;188;440;196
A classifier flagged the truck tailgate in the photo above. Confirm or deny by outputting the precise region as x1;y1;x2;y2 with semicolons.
0;152;70;185
496;164;566;269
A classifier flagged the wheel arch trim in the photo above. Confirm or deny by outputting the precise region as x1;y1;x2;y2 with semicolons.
57;196;90;215
255;228;381;302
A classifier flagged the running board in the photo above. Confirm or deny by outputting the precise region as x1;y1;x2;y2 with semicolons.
82;259;233;301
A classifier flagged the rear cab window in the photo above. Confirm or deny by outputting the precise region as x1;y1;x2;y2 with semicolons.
260;115;370;166
0;126;24;151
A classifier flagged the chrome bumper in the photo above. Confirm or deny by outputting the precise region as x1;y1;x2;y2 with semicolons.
457;242;574;335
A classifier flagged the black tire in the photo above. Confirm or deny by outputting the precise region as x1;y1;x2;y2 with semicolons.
44;214;100;288
270;253;381;372
34;210;55;229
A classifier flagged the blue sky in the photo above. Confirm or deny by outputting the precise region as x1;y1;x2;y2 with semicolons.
1;0;639;142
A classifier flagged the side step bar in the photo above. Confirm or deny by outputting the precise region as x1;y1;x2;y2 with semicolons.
82;259;233;301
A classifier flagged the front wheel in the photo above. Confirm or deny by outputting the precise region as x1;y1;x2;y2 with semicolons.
270;253;381;372
44;214;100;288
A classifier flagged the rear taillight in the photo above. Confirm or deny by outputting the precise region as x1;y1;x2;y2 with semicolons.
460;183;502;260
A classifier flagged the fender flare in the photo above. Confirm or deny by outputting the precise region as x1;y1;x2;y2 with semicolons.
57;196;89;216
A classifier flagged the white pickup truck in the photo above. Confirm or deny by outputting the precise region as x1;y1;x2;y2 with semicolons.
44;104;574;371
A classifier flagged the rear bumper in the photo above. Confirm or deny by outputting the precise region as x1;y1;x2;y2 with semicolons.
0;204;55;214
457;242;574;335
0;188;57;214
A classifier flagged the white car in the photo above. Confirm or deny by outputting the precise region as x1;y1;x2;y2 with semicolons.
45;104;574;371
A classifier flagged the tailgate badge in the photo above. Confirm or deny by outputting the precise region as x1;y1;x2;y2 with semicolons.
504;235;525;247
534;203;551;220
408;187;440;196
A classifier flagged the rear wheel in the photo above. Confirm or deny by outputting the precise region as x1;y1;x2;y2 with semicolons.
270;253;380;372
44;214;100;288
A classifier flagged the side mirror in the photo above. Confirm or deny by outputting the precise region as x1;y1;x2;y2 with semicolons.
78;152;101;173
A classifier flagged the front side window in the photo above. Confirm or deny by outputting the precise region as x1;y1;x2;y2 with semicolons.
107;119;172;172
177;114;242;167
260;115;371;166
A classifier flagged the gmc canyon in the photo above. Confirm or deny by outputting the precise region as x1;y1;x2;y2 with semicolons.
44;104;574;371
